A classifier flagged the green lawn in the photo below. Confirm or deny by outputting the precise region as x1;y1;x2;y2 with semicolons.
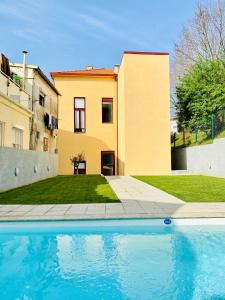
172;128;225;149
0;175;119;204
135;175;225;202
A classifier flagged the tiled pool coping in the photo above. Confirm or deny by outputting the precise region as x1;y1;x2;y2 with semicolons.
2;218;225;231
1;202;225;221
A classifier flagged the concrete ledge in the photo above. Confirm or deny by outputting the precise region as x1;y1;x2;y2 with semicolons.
1;203;225;221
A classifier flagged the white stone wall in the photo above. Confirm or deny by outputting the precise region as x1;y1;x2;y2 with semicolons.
173;138;225;178
0;147;58;192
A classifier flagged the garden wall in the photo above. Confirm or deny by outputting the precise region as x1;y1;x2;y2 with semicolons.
172;138;225;178
0;147;58;191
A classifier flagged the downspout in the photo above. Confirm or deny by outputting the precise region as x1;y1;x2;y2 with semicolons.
116;78;119;175
115;72;119;176
22;50;33;150
29;71;35;150
22;50;28;90
56;77;59;154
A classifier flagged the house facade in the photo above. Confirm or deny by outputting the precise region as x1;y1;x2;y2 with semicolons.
0;52;59;192
51;51;171;176
0;54;32;150
10;60;60;154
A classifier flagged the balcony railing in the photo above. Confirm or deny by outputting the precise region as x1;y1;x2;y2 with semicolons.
0;70;31;110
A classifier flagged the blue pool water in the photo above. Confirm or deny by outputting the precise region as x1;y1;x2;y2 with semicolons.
1;219;225;300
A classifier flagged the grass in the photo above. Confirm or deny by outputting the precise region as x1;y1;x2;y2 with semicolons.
0;175;119;204
135;175;225;202
172;128;225;149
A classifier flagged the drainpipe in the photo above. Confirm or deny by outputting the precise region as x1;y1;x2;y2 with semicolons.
22;50;28;90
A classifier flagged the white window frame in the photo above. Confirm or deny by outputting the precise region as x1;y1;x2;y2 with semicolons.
74;97;85;133
12;127;23;149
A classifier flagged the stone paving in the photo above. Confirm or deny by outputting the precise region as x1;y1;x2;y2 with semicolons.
1;176;225;221
106;176;184;204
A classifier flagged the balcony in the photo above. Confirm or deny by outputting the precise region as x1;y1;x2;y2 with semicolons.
0;70;31;110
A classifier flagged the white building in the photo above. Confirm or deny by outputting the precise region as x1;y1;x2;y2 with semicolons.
10;52;60;153
170;118;178;133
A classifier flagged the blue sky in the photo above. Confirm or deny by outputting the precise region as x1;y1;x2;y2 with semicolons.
0;0;207;76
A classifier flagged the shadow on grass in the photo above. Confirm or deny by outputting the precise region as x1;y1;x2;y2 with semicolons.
0;175;120;205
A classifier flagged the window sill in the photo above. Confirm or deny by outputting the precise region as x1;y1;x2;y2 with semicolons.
74;131;86;134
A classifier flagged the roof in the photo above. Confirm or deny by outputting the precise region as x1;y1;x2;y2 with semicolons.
50;68;116;78
10;63;61;95
50;51;169;79
36;67;61;95
124;51;169;55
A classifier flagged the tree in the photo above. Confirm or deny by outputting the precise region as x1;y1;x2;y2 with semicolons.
176;58;225;130
174;0;225;80
70;152;85;175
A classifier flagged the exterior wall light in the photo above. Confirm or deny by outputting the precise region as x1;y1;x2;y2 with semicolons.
15;167;19;176
47;166;50;172
34;166;38;173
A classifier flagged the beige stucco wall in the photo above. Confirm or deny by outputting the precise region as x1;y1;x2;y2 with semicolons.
0;93;32;149
10;65;58;154
54;76;117;175
117;53;171;175
32;70;58;154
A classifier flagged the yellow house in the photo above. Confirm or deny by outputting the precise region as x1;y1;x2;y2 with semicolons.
51;51;171;176
0;67;32;150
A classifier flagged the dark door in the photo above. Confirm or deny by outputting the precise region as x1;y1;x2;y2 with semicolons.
101;151;115;175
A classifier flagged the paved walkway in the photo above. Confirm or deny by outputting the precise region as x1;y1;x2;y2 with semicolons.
106;176;184;204
1;176;225;221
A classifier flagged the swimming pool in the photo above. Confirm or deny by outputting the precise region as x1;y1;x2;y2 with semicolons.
0;219;225;300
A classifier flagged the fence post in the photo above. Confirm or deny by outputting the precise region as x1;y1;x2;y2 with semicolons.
211;112;215;142
182;124;185;145
195;128;198;143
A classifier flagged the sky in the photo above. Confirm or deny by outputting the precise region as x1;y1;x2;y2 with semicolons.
0;0;208;77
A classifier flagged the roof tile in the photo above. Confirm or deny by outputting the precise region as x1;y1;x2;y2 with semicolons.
51;68;115;78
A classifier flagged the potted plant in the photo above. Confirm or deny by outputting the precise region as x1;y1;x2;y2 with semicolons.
70;152;85;175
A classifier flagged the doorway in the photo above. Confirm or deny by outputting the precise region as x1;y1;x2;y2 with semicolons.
101;151;115;175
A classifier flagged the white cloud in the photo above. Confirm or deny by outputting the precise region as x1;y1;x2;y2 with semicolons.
74;10;149;48
77;13;107;30
0;1;150;48
0;1;31;21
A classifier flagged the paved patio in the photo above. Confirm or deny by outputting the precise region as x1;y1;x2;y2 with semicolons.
1;176;225;220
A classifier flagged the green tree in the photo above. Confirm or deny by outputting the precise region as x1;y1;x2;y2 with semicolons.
176;59;225;130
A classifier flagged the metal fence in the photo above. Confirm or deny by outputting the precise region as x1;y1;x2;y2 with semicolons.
0;69;31;110
172;109;225;148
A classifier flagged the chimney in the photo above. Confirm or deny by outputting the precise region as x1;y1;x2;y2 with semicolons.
86;65;94;70
114;64;120;74
22;50;28;90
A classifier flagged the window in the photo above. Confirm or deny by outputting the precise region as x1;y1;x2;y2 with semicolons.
39;93;45;107
12;127;23;149
0;122;4;147
102;98;113;123
74;98;85;132
78;161;86;174
43;137;48;152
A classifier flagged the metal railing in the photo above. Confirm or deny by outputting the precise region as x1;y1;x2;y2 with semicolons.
0;70;31;110
172;108;225;148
